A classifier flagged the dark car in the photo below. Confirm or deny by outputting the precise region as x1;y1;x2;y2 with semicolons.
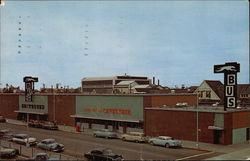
0;146;19;159
84;148;123;161
0;129;14;141
0;116;6;123
39;121;58;130
32;153;59;161
37;138;64;152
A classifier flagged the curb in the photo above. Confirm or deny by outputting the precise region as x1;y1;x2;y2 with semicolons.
183;147;211;152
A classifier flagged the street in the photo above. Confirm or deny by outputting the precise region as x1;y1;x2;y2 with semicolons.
1;123;209;160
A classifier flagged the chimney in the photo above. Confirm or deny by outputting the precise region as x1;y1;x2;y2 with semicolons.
153;77;155;85
43;84;45;88
158;79;160;86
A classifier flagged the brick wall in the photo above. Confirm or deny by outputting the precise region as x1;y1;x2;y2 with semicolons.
144;109;215;144
48;95;75;126
0;94;19;119
145;94;197;108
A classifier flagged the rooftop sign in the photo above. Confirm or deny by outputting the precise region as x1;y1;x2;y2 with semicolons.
23;76;38;102
214;62;240;110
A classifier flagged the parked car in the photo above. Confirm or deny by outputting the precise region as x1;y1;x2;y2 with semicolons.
37;138;64;152
84;148;123;161
12;134;37;146
121;132;148;143
0;146;19;159
148;136;182;148
0;129;14;141
32;153;59;161
93;129;118;139
28;120;41;128
0;116;6;123
39;121;58;130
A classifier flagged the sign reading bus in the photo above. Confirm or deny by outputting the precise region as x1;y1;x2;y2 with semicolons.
214;62;240;110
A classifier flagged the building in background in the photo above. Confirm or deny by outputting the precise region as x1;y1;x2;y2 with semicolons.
195;80;224;105
195;80;250;106
237;84;250;107
81;75;152;94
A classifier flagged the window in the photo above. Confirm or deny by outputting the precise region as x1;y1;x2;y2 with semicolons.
206;91;211;98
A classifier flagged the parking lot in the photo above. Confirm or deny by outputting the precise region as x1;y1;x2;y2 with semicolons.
0;122;215;160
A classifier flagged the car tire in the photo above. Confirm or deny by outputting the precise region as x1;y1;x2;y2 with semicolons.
165;143;169;148
94;134;97;137
122;137;126;141
149;141;154;145
105;136;109;139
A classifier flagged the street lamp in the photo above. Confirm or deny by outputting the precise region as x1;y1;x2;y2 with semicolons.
196;94;199;149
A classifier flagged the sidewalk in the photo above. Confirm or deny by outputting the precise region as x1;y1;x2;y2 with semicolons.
6;119;250;160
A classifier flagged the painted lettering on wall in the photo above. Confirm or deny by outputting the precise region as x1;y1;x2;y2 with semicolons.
21;104;45;110
83;108;132;115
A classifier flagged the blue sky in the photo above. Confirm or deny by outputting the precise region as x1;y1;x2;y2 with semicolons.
0;0;249;89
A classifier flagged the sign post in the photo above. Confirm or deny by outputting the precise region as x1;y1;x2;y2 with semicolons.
214;62;240;111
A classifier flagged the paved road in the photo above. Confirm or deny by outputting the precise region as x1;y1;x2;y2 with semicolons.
1;123;210;160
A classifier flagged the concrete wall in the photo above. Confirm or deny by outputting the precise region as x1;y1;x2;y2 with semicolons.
76;96;143;122
232;128;247;144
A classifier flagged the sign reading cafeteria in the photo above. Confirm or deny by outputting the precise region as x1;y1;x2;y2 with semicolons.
214;62;240;110
76;96;143;121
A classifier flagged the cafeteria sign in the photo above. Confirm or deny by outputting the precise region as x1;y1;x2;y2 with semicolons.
214;62;240;110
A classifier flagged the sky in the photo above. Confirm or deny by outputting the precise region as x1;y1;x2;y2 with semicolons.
0;0;249;89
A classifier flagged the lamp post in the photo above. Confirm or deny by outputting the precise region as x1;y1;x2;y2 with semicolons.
196;94;199;149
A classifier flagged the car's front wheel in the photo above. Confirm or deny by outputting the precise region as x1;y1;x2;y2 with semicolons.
93;134;97;137
165;143;169;148
149;141;154;145
122;137;126;141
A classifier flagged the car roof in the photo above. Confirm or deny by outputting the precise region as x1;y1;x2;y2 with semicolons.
91;147;111;151
36;153;48;156
100;129;111;131
42;138;55;142
159;136;172;139
129;132;144;135
0;129;11;133
15;133;28;137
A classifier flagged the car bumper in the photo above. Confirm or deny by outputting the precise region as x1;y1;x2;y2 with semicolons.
52;147;64;152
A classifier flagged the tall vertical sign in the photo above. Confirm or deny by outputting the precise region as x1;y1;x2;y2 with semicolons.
214;62;240;111
23;76;38;102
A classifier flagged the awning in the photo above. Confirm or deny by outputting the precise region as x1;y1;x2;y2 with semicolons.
14;110;48;115
70;115;141;123
208;126;224;130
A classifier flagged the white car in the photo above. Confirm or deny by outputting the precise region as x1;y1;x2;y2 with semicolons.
148;136;182;148
12;134;37;146
37;139;64;152
121;132;148;143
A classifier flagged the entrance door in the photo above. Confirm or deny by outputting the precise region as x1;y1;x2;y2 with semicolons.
214;130;222;144
246;128;250;140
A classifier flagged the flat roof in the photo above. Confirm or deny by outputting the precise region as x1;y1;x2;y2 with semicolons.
1;93;197;96
145;106;250;113
14;110;48;115
70;115;141;123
